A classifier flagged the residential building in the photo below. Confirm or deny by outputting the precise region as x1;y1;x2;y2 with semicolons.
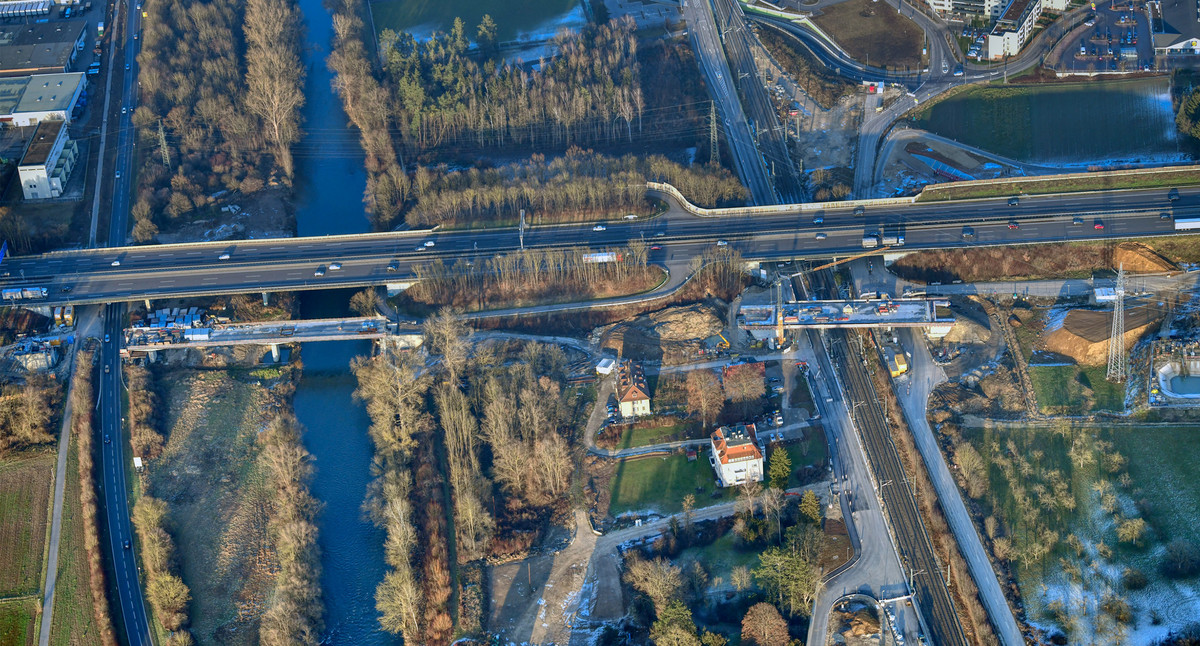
0;20;86;77
19;119;77;199
928;0;1005;21
709;422;764;487
616;360;651;418
984;0;1043;59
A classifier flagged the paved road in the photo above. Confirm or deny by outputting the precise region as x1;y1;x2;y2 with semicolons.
710;0;804;201
37;307;97;646
97;0;154;640
684;0;776;204
799;328;924;646
6;186;1200;306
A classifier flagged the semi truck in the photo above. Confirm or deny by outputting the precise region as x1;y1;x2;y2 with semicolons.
1;287;48;300
1175;217;1200;231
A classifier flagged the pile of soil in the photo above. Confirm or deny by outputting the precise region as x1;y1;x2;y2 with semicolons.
1112;242;1175;273
1043;306;1162;366
941;313;990;345
601;303;725;362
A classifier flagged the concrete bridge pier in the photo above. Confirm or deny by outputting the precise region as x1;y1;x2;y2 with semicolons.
147;350;157;363
144;299;151;311
270;343;280;363
262;292;270;306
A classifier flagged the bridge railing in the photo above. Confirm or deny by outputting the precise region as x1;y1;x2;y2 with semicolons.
646;182;917;216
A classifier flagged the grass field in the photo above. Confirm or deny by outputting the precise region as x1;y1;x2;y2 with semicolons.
676;531;761;581
0;598;36;646
48;436;98;646
1109;425;1200;546
149;371;278;646
790;376;815;415
1029;364;1125;414
609;453;726;515
919;168;1200;201
0;452;55;598
611;423;693;450
811;0;923;69
783;428;828;488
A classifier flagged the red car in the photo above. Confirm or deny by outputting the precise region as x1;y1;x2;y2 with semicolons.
1094;221;1105;230
1008;222;1019;230
650;245;662;251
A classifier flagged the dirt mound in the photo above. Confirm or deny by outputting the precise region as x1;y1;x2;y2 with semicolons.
1044;306;1162;365
941;313;990;345
1113;242;1175;273
646;303;724;341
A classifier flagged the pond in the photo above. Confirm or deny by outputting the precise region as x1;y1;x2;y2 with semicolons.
913;77;1184;165
370;0;584;43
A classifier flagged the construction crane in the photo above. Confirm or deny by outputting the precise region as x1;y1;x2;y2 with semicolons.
807;247;894;274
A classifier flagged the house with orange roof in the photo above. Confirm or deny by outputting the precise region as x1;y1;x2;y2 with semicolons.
709;422;763;487
617;360;651;418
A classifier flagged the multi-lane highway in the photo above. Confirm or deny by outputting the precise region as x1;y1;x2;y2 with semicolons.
3;185;1197;306
684;0;776;204
97;0;154;641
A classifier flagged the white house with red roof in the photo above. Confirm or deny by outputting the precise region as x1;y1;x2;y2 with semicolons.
709;422;763;487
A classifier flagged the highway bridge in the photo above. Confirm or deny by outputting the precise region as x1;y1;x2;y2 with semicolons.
0;183;1196;306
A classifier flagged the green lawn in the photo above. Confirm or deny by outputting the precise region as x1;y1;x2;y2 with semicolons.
790;376;815;414
0;598;36;646
676;531;761;580
0;453;54;598
1108;425;1200;546
609;453;726;515
49;435;98;646
1029;365;1125;414
612;423;695;450
780;427;828;488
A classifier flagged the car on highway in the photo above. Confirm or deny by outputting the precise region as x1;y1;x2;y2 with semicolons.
592;224;606;232
1170;188;1181;201
218;253;230;260
328;262;342;270
111;259;120;266
815;232;827;240
115;170;121;179
60;285;71;292
123;539;131;549
650;245;662;251
962;226;975;239
941;60;948;74
104;334;110;343
125;63;130;70
853;206;865;216
654;231;665;237
104;434;110;444
812;216;823;225
716;240;728;247
387;260;400;272
1008;196;1019;206
953;65;964;77
1161;211;1173;220
1073;217;1083;225
1008;221;1019;230
423;240;435;247
104;365;110;374
1094;220;1105;230
121;106;126;114
314;265;326;277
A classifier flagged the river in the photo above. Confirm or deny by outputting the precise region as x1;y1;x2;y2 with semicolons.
291;0;387;639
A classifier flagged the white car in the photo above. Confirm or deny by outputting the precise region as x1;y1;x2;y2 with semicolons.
593;225;606;232
111;259;120;266
623;214;638;220
815;232;827;240
328;262;342;270
716;240;728;247
218;253;230;260
314;265;326;277
423;240;435;247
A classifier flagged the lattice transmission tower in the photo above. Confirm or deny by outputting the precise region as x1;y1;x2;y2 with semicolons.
1107;263;1127;382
